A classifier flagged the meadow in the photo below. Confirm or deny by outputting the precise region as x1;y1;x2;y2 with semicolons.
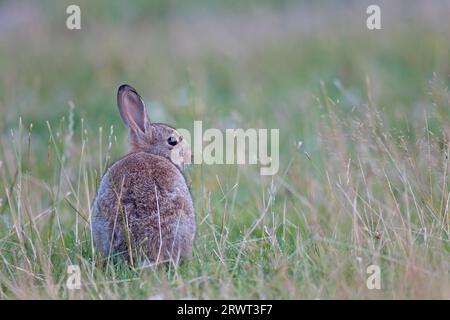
0;0;449;299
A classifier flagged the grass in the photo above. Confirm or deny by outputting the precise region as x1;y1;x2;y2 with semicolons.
0;0;449;299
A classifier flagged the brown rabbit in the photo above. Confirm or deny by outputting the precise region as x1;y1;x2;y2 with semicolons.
92;84;195;265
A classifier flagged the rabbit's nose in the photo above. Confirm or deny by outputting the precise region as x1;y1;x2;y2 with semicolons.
184;145;192;165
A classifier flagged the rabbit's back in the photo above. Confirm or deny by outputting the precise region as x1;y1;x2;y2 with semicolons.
92;152;195;263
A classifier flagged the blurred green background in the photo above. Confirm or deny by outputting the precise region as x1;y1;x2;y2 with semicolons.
1;0;449;145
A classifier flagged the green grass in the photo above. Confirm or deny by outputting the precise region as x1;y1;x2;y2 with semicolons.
0;0;449;299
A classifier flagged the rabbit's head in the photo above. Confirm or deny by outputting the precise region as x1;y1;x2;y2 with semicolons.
117;84;191;171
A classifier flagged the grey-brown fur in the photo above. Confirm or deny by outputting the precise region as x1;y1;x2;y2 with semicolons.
92;84;195;265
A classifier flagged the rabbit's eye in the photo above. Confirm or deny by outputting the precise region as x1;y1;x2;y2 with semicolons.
167;136;178;146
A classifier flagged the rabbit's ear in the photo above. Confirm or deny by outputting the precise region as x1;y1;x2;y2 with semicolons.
117;84;150;135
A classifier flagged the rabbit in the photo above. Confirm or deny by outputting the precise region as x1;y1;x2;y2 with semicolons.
92;84;195;265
